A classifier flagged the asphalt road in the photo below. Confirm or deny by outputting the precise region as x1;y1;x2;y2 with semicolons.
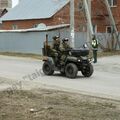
0;55;120;100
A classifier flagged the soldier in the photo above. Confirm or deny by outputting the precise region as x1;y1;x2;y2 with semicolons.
49;36;61;64
60;38;72;64
60;38;71;51
92;35;99;63
52;36;60;51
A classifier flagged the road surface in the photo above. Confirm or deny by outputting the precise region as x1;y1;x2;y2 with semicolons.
0;55;120;100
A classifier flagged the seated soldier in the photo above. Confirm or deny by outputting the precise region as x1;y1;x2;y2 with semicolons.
60;38;72;64
52;36;60;51
50;36;61;65
60;38;72;53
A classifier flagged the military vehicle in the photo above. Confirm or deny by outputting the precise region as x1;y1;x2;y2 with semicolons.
42;37;94;79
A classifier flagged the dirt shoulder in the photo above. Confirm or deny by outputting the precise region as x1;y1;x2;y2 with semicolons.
0;52;42;60
0;51;120;60
0;88;120;120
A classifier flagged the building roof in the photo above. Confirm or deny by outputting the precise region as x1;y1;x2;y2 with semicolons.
1;0;69;21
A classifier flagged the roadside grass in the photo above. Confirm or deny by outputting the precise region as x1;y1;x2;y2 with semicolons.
0;51;120;60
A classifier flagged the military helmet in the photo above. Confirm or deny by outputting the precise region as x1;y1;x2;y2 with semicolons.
53;36;60;48
53;36;59;40
62;38;69;43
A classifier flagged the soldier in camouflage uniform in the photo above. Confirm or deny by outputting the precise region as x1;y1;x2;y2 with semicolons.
60;38;71;51
52;36;60;51
60;38;72;64
49;36;61;64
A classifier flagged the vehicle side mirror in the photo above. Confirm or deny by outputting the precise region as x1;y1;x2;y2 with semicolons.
83;43;88;48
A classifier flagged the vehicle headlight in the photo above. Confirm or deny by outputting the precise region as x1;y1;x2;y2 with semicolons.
78;59;81;62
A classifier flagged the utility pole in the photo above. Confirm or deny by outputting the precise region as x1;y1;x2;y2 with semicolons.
83;0;94;36
70;0;75;48
87;0;92;42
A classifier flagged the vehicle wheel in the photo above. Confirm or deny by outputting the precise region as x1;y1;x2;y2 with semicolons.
42;61;54;75
81;63;93;77
65;63;78;78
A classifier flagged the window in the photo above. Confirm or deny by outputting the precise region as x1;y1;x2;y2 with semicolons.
108;0;117;7
93;25;97;33
106;26;112;33
33;24;38;28
12;24;18;30
78;1;84;11
0;23;2;29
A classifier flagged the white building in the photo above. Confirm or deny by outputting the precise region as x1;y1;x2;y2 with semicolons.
0;0;12;9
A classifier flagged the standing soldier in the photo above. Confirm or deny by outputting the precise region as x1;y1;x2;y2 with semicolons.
92;35;99;63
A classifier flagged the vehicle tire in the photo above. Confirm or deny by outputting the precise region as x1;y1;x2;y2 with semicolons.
42;61;54;75
81;63;93;77
65;63;78;78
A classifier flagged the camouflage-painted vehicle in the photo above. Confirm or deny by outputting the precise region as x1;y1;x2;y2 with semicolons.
42;38;94;79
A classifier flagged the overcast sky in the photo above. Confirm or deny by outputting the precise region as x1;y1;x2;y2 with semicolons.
12;0;19;7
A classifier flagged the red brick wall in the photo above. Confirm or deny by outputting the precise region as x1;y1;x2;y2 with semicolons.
1;0;120;32
111;0;120;31
1;18;53;29
91;0;120;32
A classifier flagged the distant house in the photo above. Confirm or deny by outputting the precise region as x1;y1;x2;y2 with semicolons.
1;0;120;33
0;0;71;30
0;0;12;17
0;0;12;9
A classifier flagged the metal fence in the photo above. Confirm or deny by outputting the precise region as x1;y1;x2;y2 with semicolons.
96;33;120;50
0;28;71;55
0;31;45;54
0;29;119;55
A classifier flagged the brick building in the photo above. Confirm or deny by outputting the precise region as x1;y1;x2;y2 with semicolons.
0;0;70;30
0;0;12;17
91;0;120;33
0;0;12;9
0;0;120;33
